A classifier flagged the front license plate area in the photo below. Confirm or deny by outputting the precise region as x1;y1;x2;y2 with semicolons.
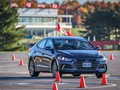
82;62;91;68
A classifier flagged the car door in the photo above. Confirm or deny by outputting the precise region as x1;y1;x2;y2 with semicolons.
42;39;54;71
34;39;49;71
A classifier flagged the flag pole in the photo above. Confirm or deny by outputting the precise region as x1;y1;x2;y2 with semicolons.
56;5;58;36
56;17;58;36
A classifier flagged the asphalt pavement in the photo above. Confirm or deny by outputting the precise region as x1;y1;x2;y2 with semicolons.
0;51;120;90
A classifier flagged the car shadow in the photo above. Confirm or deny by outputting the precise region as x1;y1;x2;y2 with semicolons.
0;76;54;80
0;76;80;80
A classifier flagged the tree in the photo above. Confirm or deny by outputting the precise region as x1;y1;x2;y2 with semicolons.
85;11;112;40
84;1;120;40
15;0;25;8
28;0;38;8
0;0;25;50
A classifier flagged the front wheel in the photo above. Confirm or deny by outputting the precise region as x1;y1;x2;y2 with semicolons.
28;60;39;77
96;64;107;78
51;60;62;78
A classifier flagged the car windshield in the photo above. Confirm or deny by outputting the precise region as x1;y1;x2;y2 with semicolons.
54;39;95;50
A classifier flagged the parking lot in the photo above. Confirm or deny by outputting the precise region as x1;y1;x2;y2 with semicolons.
0;51;120;90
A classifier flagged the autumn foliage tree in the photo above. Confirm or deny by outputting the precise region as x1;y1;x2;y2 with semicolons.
13;0;26;8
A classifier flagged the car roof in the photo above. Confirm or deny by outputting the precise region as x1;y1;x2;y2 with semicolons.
45;36;87;41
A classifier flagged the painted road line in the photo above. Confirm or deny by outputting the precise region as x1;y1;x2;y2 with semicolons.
0;58;19;59
58;82;116;89
0;57;18;59
0;58;20;61
0;60;20;62
0;71;29;74
86;83;116;89
0;82;116;89
108;76;120;80
0;64;27;67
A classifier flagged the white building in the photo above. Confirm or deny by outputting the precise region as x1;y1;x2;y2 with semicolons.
18;8;73;38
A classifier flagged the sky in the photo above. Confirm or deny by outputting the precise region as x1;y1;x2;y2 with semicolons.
38;0;120;4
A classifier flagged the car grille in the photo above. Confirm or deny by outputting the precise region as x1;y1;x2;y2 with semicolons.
74;60;99;70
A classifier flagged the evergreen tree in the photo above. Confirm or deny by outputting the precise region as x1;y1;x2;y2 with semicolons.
85;10;113;40
0;0;25;50
84;1;120;40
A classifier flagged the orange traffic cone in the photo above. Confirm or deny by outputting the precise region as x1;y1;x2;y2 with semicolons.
52;82;58;90
101;73;107;85
11;54;15;61
19;58;24;66
55;71;61;82
109;53;114;60
79;75;86;88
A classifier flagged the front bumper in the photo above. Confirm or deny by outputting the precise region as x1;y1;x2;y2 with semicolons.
58;59;107;74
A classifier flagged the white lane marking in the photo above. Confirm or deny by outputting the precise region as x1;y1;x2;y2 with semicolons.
58;82;68;85
17;83;30;85
86;83;116;89
3;82;116;89
0;60;20;62
15;72;29;74
0;58;20;62
0;58;10;60
0;58;19;60
0;64;27;67
0;65;18;67
108;76;120;80
0;57;24;60
0;71;29;74
8;83;30;85
58;82;116;89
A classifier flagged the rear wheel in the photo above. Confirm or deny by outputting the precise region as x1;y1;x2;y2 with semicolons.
28;60;39;77
72;73;81;77
51;60;62;78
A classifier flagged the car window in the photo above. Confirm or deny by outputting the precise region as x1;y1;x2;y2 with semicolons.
45;40;53;48
54;39;94;50
79;41;94;50
37;39;47;48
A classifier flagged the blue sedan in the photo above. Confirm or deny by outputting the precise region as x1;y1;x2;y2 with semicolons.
28;36;107;78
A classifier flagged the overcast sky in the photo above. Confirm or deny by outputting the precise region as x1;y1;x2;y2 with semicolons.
38;0;120;4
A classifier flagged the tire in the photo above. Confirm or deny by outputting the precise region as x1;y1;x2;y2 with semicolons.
72;73;81;77
96;64;107;78
96;73;103;78
28;60;39;77
51;60;62;78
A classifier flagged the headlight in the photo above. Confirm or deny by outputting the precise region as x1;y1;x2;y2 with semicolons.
57;56;72;61
98;57;107;61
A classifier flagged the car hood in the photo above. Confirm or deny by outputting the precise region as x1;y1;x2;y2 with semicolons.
56;50;102;59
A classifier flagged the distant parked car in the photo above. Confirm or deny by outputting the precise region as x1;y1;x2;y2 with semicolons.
28;36;107;78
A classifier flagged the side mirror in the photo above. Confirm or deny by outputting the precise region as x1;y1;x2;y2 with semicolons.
96;46;101;50
45;46;52;50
